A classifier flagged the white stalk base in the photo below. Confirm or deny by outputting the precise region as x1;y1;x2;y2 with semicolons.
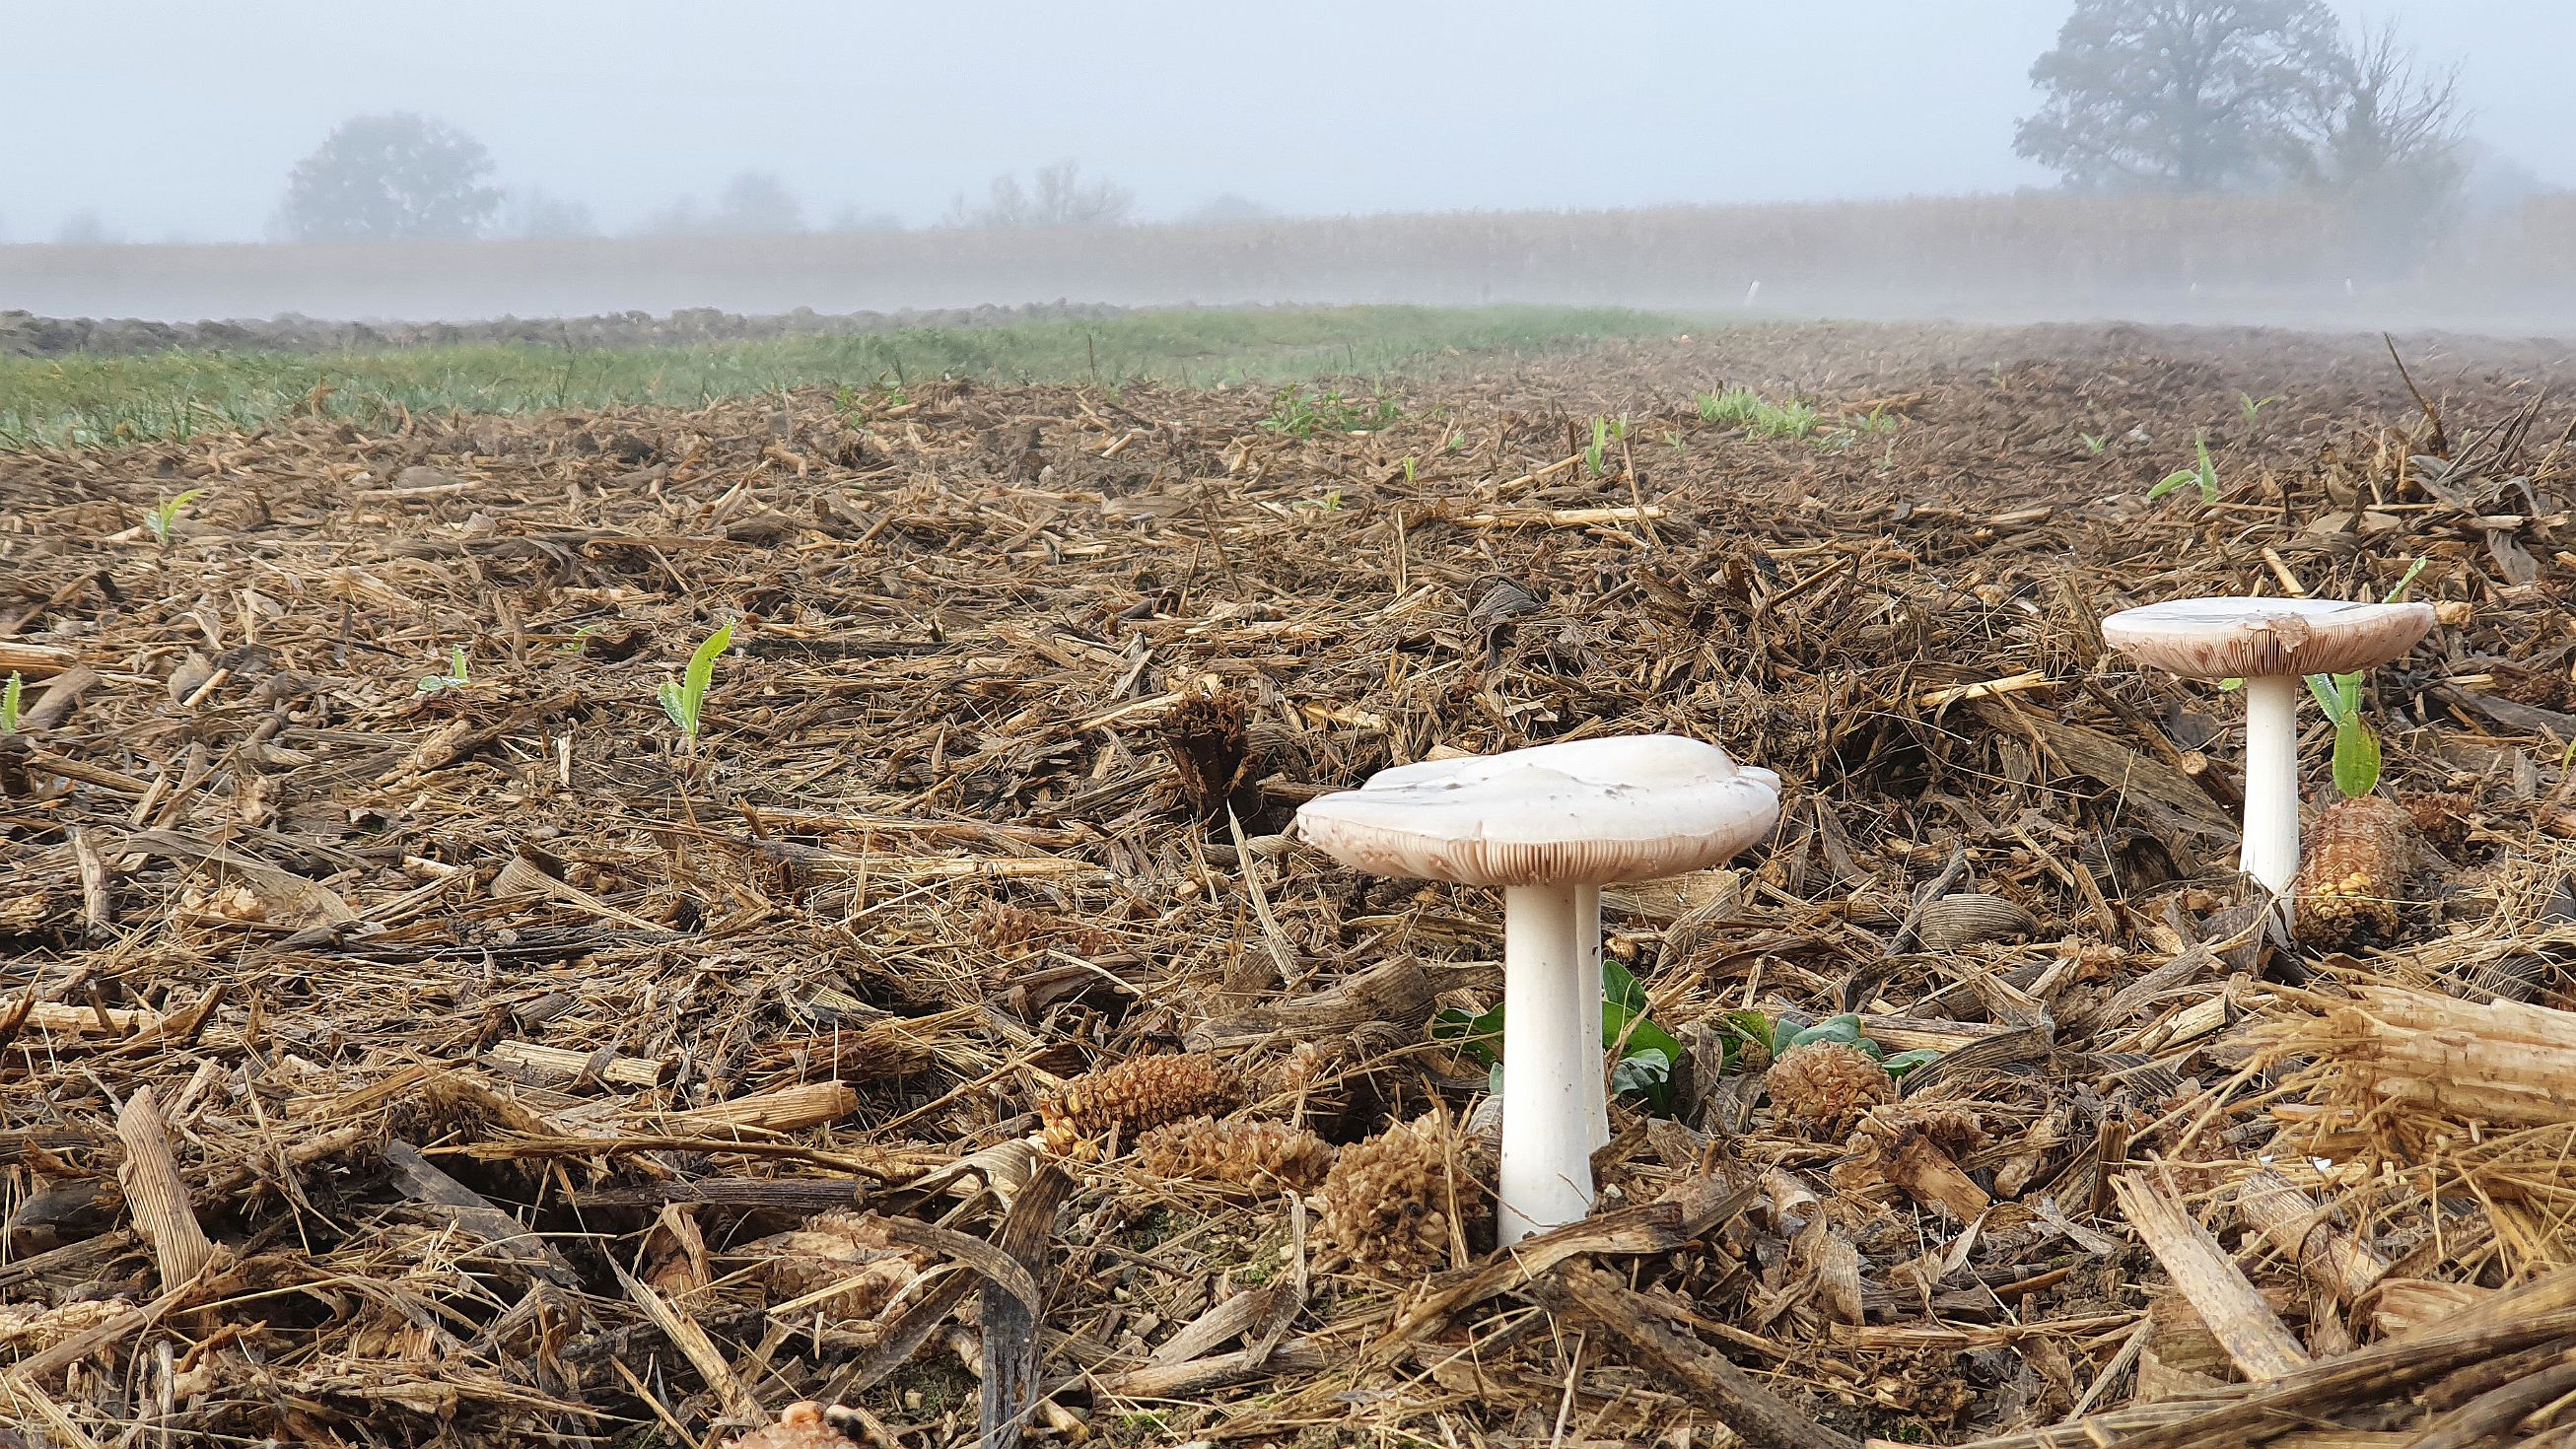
2238;673;2301;896
1498;885;1599;1243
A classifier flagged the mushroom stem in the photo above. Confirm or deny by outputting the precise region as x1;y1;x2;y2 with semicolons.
1577;883;1608;1153
2240;672;2302;894
1499;885;1596;1243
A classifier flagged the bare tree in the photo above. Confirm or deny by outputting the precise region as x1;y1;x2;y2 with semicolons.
948;161;1134;228
2301;20;2468;191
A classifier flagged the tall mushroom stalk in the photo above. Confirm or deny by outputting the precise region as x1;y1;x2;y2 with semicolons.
1295;734;1781;1243
2102;597;2436;896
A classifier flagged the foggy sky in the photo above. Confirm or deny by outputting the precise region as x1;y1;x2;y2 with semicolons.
2;0;2570;244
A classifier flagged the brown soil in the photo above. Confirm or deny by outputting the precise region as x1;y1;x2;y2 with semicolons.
3;321;2575;1448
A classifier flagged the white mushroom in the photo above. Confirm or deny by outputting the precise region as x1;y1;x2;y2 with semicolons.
1294;733;1781;1243
2101;596;2433;894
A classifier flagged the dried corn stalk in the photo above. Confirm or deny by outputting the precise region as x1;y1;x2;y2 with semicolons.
2262;985;2576;1127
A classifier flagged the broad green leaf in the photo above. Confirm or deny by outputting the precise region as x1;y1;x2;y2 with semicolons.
1883;1048;1942;1077
684;622;733;705
1768;1013;1808;1058
1602;957;1648;1014
1788;1013;1865;1050
1603;1000;1685;1063
2332;716;2383;798
1431;1004;1504;1067
1609;1047;1672;1102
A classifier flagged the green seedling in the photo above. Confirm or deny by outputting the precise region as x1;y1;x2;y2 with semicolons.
1716;1009;1940;1079
144;488;204;544
658;621;735;747
2080;432;2109;456
2148;430;2219;504
1261;385;1399;440
2218;558;2429;795
415;645;472;695
1697;387;1824;439
1;672;20;734
2240;392;2282;424
1585;416;1611;477
1400;455;1417;484
1431;958;1687;1115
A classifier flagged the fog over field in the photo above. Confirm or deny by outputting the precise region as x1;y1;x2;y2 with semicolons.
1;0;2572;327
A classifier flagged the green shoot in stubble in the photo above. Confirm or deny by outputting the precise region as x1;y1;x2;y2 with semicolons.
659;621;735;747
2080;432;2109;456
1;672;21;734
2220;558;2431;795
1400;455;1416;484
1585;416;1611;477
2240;392;2281;424
416;645;471;695
2148;430;2219;504
144;488;204;544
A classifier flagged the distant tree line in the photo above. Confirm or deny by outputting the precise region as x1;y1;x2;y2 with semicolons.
259;112;1201;244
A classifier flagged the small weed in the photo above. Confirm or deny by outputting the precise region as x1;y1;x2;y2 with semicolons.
2240;391;2282;424
1260;385;1399;440
144;488;204;545
2080;432;2109;456
1399;455;1417;484
415;645;472;695
1444;429;1467;453
1697;387;1824;440
1;672;20;734
659;621;735;748
2148;430;2219;504
1433;959;1689;1116
1585;416;1611;476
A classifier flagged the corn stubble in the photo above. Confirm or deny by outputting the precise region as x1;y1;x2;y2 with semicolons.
2292;794;2422;948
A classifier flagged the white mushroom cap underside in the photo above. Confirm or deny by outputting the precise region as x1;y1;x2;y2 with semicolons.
2101;596;2435;679
1294;733;1782;886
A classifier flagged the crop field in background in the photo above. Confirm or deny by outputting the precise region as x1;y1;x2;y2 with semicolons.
0;305;1679;448
7;188;2575;326
7;315;2576;1447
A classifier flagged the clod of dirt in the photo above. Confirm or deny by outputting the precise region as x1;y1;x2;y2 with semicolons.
1319;1112;1491;1275
1769;1042;1896;1138
721;1402;862;1449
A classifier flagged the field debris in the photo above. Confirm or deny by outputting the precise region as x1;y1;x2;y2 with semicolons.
3;320;2576;1446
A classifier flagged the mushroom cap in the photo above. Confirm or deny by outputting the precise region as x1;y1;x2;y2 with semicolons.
1292;733;1781;886
2101;597;2435;680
